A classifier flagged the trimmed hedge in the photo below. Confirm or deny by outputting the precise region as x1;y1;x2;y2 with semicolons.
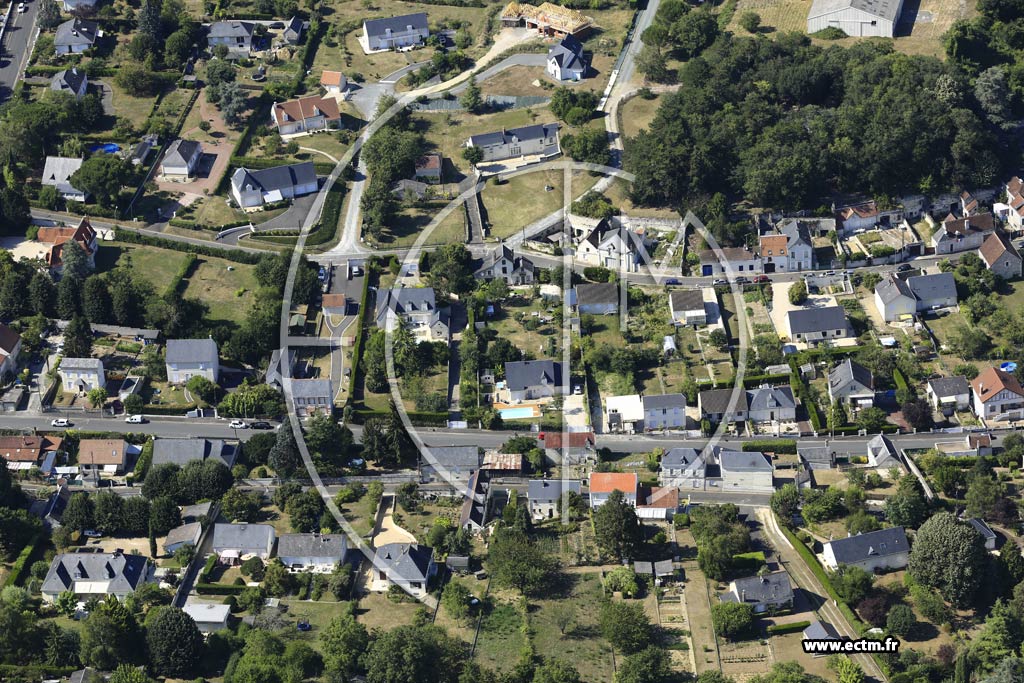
164;252;198;298
346;268;372;404
0;665;77;681
777;518;866;632
141;403;199;415
3;534;42;588
352;409;448;426
767;620;810;635
742;373;792;388
196;583;246;595
742;439;797;454
199;553;217;582
113;228;263;264
168;218;249;231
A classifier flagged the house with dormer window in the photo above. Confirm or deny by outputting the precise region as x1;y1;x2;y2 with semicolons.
374;287;450;343
362;13;429;52
822;527;909;572
972;367;1024;421
271;95;341;136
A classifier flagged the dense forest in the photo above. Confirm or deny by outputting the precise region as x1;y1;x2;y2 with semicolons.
626;0;1024;212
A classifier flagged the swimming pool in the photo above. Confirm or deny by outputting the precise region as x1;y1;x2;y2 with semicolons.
500;407;536;420
89;143;121;154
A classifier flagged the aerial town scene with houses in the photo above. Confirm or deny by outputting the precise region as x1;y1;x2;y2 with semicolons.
0;0;1022;680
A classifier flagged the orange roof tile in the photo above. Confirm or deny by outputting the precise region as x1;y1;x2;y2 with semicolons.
272;95;341;127
972;367;1024;404
589;472;637;494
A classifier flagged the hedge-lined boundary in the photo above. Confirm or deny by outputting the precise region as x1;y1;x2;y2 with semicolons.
742;439;797;454
140;403;199;415
164;252;198;298
767;620;810;635
196;583;246;595
346;265;372;404
352;409;448;426
113;228;264;264
776;518;866;633
3;534;42;588
230;155;334;176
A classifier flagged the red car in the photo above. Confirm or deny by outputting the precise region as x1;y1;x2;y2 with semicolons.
754;275;770;283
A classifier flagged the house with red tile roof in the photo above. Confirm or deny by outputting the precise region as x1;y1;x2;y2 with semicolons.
972;367;1024;421
37;217;98;274
271;95;341;136
588;472;637;508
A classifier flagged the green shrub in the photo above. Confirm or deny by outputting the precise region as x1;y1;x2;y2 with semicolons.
766;620;810;635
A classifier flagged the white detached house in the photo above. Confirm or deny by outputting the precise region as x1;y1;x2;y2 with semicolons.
165;339;220;384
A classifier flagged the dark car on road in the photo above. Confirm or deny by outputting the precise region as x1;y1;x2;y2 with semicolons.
250;421;274;430
896;264;913;272
665;278;681;285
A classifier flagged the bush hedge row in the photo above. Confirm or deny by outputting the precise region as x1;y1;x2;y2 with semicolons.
766;620;810;635
113;228;263;264
3;535;41;588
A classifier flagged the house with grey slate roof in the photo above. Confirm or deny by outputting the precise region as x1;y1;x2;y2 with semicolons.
698;387;748;424
289;378;333;417
164;522;202;554
283;15;306;44
41;552;150;603
528;479;581;520
798;446;836;470
231;162;318;209
152;438;237;469
421;446;481;486
866;434;900;470
503;360;565;402
160;139;203;180
643;393;687;431
822;527;909;572
466;123;561;163
659;447;706;489
803;621;842;655
371;543;436;597
166;338;219;383
51;68;88;98
362;13;429;52
42;156;87;202
926;375;971;412
207;21;255;55
55;19;100;55
212;523;276;563
717;448;773;492
374;287;449;343
720;571;793;613
546;34;587;81
747;384;796;423
574;283;618;315
828;358;874;407
276;533;347;571
786;306;850;344
60;357;105;394
968;518;997;550
874;272;958;322
474;244;535;285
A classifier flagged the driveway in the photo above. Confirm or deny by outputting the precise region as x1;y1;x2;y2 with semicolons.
154;95;232;196
252;190;319;231
768;282;838;341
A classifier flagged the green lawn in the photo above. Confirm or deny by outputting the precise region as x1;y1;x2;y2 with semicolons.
96;242;190;293
416;108;549;177
475;599;530;675
482;170;565;238
377;205;467;248
620;93;663;139
531;572;615;683
182;257;259;326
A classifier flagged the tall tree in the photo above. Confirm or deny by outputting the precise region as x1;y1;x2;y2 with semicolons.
62;492;95;532
63;315;93;359
362;624;469;683
82;276;112;324
909;512;988;607
61;238;93;281
145;607;203;678
319;606;369;679
28;272;56;316
57;275;83;319
593;489;644;560
269;417;302;477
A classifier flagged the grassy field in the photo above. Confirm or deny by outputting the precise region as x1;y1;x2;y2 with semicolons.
377;204;467;247
354;590;425;630
96;242;190;293
475;599;530;674
603;178;680;219
336;491;380;540
485;293;562;361
482;170;564;238
183;257;260;326
620;93;663;139
479;65;552;97
530;572;615;683
416;107;549;177
725;0;972;58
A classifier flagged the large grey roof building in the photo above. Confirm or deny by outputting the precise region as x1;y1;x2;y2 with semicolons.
504;360;564;393
807;0;904;37
822;527;909;571
721;571;794;612
166;338;218;365
231;162;318;209
41;552;150;602
152;438;237;468
786;306;849;342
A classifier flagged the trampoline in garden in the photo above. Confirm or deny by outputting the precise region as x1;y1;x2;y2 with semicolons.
89;143;121;154
1001;362;1018;373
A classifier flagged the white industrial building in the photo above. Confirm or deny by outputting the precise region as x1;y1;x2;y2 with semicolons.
807;0;904;37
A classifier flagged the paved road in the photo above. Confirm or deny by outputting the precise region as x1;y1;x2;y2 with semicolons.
0;1;38;102
0;413;268;440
